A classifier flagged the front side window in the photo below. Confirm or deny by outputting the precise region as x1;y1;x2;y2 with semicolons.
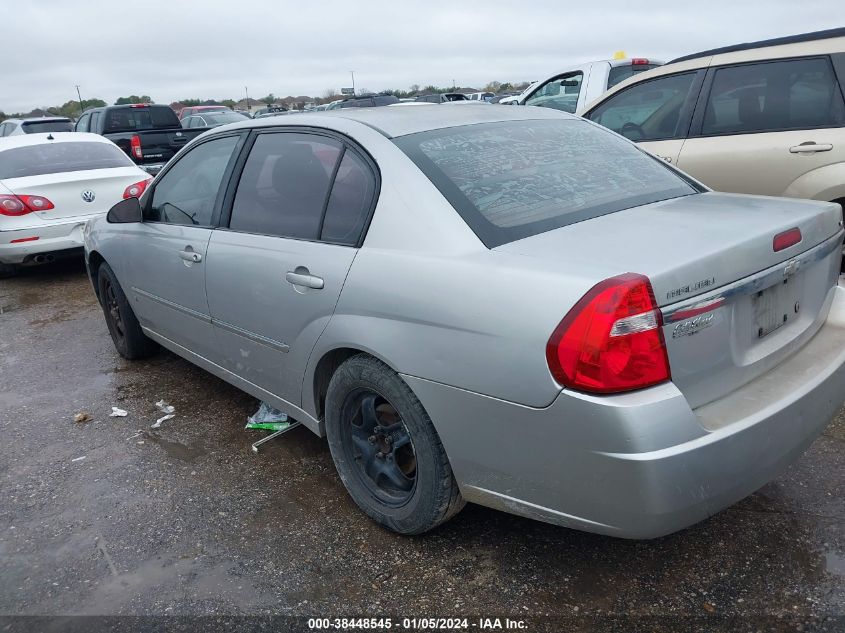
229;133;342;239
147;135;239;226
525;72;583;113
76;114;90;133
395;119;697;248
701;57;845;136
587;72;697;141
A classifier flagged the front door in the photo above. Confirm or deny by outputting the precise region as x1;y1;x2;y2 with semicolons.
676;56;845;197
205;130;379;404
119;134;242;362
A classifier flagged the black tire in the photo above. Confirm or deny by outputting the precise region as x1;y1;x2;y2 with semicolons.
325;354;465;535
0;263;18;279
97;262;158;360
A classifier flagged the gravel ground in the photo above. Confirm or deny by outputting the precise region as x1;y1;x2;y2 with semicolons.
0;259;843;632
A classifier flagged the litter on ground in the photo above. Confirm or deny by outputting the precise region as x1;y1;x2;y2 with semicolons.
71;456;86;462
155;400;175;415
245;401;291;431
109;407;128;417
151;414;175;429
74;412;92;424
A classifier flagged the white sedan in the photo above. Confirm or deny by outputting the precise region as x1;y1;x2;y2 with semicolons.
0;133;151;276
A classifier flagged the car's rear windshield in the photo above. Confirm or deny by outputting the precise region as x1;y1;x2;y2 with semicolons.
0;142;133;179
607;63;662;89
103;106;180;133
22;120;73;134
394;119;697;247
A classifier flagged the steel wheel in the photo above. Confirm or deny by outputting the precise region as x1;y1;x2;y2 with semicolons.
103;278;126;343
342;389;417;507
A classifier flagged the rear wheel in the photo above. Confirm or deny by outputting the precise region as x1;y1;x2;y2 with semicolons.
325;355;464;535
97;263;158;359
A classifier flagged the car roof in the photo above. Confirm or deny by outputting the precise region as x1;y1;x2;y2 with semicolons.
3;117;71;124
214;103;576;138
0;132;114;150
669;26;845;64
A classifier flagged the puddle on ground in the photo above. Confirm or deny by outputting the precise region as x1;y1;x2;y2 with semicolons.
141;431;206;462
825;550;845;576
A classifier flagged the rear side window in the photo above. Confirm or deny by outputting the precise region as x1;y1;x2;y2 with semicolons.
701;57;845;135
0;142;133;179
607;63;662;89
395;119;697;248
103;106;180;133
321;150;377;245
230;133;342;239
525;72;583;113
148;135;239;226
587;72;698;141
22;120;73;134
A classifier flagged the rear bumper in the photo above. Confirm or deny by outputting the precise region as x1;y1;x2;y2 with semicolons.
0;216;99;264
404;283;845;538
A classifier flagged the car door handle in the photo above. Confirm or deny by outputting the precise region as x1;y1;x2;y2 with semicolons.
285;271;324;289
789;143;833;153
179;250;202;263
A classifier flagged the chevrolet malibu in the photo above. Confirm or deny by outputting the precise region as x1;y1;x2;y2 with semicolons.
84;106;845;537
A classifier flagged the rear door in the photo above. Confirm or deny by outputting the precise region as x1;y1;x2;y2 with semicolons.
118;133;244;362
676;56;845;196
584;70;705;165
205;129;379;404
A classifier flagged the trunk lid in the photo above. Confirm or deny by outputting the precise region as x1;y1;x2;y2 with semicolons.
496;192;844;408
2;167;147;221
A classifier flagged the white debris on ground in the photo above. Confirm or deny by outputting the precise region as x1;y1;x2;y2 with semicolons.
109;407;128;417
151;414;175;429
155;400;175;415
71;456;86;462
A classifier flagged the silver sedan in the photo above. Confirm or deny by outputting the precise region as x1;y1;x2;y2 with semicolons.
84;105;845;537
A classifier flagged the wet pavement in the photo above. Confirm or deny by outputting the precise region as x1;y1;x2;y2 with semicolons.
0;259;843;631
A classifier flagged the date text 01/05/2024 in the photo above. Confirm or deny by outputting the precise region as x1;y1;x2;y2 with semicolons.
306;617;528;630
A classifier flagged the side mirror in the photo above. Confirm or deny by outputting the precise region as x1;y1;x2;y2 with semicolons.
107;197;143;223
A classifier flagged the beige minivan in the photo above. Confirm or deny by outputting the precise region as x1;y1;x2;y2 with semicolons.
580;28;845;226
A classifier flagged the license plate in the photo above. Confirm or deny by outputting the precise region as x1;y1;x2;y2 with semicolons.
752;277;801;338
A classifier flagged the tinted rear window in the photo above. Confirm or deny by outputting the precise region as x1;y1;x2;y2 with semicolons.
103;106;179;133
607;63;662;89
0;142;132;179
394;119;697;247
21;120;73;134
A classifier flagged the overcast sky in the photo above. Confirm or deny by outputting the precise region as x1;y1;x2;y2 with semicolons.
4;0;842;112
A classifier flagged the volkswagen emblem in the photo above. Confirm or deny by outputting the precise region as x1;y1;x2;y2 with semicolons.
81;190;96;203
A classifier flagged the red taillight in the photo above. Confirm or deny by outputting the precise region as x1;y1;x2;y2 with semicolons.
546;273;670;394
10;237;39;243
773;227;802;252
123;178;152;199
130;135;143;159
0;194;54;216
631;58;650;65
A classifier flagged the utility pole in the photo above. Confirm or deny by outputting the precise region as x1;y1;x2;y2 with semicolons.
75;85;84;116
350;71;356;95
245;86;250;112
453;78;456;89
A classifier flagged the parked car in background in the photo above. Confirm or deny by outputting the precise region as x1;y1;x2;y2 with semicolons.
511;57;663;112
178;105;230;121
0;133;150;276
251;105;288;117
467;92;496;102
0;117;74;136
85;106;845;539
581;28;845;256
339;94;400;108
182;110;250;129
414;93;471;103
76;104;207;175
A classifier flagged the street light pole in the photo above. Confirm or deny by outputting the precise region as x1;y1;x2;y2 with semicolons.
245;86;250;112
75;85;83;116
350;71;356;95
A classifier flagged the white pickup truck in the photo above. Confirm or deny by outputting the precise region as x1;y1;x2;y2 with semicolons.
500;57;663;112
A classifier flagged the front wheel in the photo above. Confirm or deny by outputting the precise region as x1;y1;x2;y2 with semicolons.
325;355;465;535
97;262;158;360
